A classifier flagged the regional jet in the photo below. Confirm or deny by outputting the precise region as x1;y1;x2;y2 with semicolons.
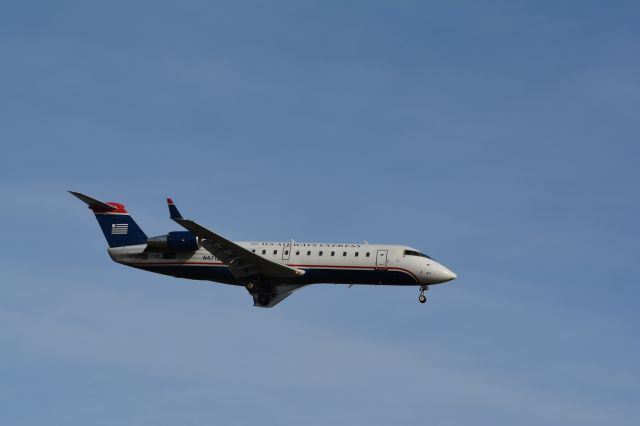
70;192;457;307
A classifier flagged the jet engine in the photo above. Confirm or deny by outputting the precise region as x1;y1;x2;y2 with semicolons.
146;231;200;252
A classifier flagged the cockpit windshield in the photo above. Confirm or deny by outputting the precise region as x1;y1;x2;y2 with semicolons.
404;250;433;259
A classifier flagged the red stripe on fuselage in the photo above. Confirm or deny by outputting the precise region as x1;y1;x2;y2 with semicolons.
126;261;419;283
287;264;420;283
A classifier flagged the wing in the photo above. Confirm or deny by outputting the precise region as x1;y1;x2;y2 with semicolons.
167;199;307;308
174;218;306;280
166;198;304;280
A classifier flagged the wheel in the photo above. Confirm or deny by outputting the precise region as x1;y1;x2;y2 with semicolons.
257;294;271;306
418;294;427;304
246;282;255;292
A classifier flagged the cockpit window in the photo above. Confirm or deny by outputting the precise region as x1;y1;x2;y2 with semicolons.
404;250;433;259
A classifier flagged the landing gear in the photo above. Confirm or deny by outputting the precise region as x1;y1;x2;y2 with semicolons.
257;293;271;307
245;280;272;307
418;285;428;304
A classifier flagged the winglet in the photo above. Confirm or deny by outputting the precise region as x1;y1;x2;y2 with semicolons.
69;191;117;211
167;198;183;220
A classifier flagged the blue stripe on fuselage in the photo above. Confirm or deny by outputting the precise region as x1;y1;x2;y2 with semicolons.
129;264;417;286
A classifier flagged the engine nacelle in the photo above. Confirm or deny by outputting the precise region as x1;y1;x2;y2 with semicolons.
146;231;200;252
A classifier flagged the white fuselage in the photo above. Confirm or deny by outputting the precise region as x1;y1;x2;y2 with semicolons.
108;241;457;287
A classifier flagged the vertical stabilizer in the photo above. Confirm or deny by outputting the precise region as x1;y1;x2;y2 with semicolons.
69;191;147;248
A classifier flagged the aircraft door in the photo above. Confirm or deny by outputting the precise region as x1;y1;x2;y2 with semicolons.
376;249;388;269
282;244;291;261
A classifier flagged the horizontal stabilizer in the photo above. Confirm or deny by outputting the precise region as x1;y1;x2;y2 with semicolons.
69;191;116;211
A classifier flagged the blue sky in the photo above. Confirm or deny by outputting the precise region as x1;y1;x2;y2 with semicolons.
1;1;639;424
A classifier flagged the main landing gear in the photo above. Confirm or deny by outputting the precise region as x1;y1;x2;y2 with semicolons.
418;285;428;304
257;293;271;307
246;282;272;307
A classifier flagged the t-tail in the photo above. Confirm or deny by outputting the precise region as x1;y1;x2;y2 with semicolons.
69;191;147;247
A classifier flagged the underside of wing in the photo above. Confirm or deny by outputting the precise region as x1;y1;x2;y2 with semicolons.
251;284;308;308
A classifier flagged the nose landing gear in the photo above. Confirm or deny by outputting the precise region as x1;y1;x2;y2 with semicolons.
418;285;428;304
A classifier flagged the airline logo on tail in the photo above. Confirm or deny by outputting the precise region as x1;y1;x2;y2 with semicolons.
111;223;129;235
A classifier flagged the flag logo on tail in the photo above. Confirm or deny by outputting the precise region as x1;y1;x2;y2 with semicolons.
111;223;129;235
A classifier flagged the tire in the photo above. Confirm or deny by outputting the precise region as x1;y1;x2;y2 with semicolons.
257;294;271;306
419;294;427;304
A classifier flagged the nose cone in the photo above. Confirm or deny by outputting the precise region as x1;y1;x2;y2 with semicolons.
430;263;457;284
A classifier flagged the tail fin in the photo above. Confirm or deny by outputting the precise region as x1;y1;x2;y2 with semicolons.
69;191;147;248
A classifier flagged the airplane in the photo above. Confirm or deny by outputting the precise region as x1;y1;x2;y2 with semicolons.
70;191;457;308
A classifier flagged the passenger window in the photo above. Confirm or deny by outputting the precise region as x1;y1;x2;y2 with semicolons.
366;252;370;257
285;250;289;255
343;251;347;256
252;249;256;253
262;250;266;255
296;251;300;256
355;252;359;257
331;251;335;256
273;250;277;255
307;251;311;256
319;251;323;256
